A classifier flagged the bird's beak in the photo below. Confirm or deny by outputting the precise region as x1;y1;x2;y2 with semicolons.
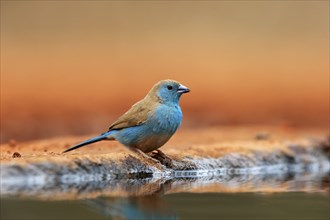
177;84;190;94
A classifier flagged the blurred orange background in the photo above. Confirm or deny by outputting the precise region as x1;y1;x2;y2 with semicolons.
1;1;329;143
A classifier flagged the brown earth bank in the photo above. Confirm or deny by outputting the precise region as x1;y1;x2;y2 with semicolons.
0;126;329;199
0;126;328;172
0;126;329;162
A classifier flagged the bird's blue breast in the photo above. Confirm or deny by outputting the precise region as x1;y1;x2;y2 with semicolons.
111;103;182;152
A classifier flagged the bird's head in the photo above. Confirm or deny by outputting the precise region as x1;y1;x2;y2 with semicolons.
148;79;190;104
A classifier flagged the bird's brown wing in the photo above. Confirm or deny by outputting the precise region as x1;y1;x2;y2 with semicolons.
108;99;157;131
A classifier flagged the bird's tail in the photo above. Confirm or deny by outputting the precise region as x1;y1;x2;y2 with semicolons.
63;132;111;153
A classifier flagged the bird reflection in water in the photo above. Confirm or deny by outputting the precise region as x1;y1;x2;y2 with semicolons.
85;181;177;220
85;195;177;220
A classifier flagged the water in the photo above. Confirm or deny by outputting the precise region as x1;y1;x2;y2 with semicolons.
2;192;329;220
1;171;329;220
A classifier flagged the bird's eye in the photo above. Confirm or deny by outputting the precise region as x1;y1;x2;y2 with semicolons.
167;85;173;90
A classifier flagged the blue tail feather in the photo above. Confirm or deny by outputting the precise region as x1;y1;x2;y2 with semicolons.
63;132;111;153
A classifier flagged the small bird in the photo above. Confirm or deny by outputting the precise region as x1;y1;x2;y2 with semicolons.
63;79;190;158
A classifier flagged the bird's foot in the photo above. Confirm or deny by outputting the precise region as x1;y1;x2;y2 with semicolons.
149;150;174;168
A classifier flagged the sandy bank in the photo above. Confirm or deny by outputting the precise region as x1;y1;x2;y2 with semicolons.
0;126;328;189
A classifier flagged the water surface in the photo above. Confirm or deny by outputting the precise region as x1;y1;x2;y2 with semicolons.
1;171;329;220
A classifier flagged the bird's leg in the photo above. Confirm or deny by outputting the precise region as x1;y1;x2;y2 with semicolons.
149;149;174;168
131;148;160;164
155;150;167;158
